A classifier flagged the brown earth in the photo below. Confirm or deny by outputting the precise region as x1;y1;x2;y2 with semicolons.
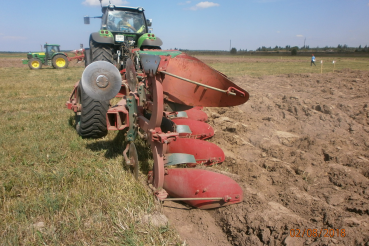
163;68;369;245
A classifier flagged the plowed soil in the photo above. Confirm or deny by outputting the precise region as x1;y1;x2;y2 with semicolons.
163;64;369;245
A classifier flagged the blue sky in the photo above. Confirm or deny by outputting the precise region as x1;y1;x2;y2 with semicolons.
0;0;368;52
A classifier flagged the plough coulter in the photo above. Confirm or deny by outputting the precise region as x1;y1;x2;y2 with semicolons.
66;3;249;209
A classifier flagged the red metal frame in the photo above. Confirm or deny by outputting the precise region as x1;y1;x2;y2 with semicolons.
66;52;249;209
68;49;85;62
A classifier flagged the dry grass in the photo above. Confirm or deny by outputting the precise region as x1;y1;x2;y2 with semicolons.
195;55;369;77
0;58;181;245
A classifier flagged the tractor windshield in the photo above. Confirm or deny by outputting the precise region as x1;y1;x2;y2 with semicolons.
46;45;60;54
106;10;146;33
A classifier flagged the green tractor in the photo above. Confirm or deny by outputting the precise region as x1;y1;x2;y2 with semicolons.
83;2;163;69
22;44;69;70
75;2;163;138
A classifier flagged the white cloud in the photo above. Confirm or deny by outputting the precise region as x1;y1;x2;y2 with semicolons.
296;35;303;38
82;0;129;6
190;1;219;10
178;1;191;5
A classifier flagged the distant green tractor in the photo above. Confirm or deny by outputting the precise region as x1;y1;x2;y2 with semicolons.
22;44;69;69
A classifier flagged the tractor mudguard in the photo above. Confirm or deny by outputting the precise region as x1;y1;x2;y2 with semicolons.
137;33;163;49
51;53;68;59
90;32;115;45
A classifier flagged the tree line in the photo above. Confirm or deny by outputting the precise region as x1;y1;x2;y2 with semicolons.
228;44;369;54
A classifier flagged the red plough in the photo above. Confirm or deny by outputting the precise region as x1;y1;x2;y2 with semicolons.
66;50;249;209
67;49;85;63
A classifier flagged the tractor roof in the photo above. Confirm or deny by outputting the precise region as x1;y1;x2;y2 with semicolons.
46;44;60;46
102;5;144;13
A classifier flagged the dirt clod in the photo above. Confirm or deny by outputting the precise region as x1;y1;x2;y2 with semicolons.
164;68;369;245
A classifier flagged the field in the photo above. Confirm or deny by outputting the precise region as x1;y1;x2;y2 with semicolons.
1;53;369;245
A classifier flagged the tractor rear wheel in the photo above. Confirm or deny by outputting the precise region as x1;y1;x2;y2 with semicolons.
28;58;42;69
84;48;91;67
75;82;109;138
90;39;113;63
77;39;113;138
52;55;69;69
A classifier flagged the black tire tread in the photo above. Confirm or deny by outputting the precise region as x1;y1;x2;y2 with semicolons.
90;39;113;63
77;83;109;138
84;48;91;67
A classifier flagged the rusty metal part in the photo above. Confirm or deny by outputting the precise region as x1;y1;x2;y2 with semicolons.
172;118;214;139
126;58;138;92
163;168;243;209
129;142;139;180
166;138;224;165
140;54;161;75
123;144;130;165
167;107;208;122
146;75;165;191
106;98;129;131
160;53;249;107
68;48;85;62
161;71;238;96
123;143;139;180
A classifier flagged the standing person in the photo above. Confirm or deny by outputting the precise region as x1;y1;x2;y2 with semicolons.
311;54;316;66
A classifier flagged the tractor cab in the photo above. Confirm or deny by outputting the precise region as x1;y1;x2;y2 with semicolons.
101;6;150;47
44;44;61;60
104;8;147;34
85;4;163;70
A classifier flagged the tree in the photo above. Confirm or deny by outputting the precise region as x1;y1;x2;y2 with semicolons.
230;47;237;55
291;46;298;56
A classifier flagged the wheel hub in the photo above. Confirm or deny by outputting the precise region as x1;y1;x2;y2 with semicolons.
56;58;65;67
96;75;109;88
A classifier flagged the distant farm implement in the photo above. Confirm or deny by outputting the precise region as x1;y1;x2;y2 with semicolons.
22;44;85;69
66;2;249;209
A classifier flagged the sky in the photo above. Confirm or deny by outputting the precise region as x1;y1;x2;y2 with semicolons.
0;0;368;52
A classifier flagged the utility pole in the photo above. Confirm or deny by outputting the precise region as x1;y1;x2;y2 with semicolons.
304;38;306;48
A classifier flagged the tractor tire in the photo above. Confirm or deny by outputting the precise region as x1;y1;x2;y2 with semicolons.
75;82;109;138
52;55;69;69
84;48;91;67
77;39;112;138
28;58;42;69
90;39;114;63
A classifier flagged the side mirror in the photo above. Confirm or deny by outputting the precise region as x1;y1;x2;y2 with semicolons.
84;16;90;25
146;19;152;27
